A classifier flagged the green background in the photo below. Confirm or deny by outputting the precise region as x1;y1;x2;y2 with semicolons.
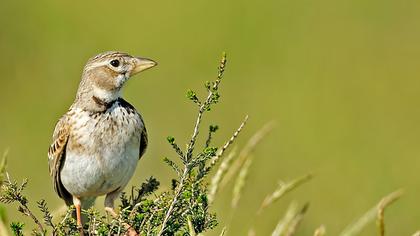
1;0;420;235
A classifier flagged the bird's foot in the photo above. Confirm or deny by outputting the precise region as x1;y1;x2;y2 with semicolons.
104;207;138;236
124;226;139;236
77;225;85;236
105;206;118;218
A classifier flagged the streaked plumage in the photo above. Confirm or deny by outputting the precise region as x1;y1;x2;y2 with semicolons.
47;51;156;233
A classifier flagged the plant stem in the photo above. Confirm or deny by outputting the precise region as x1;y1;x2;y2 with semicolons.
158;53;227;235
21;203;46;235
157;167;189;236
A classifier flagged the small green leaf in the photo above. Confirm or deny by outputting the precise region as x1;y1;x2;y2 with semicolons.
204;81;212;90
204;147;218;156
10;222;24;236
167;136;175;144
209;125;219;133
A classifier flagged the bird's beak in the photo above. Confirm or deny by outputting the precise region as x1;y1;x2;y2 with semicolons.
131;57;157;75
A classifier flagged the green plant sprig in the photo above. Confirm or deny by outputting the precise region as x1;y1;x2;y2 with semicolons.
157;52;243;236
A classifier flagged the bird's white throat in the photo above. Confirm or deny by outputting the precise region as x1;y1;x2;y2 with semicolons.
93;86;121;103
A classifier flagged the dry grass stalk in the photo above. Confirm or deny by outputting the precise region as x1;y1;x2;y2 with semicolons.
208;147;237;204
377;189;404;236
313;225;326;236
339;206;376;236
285;203;309;236
271;202;307;236
0;149;8;186
0;218;10;236
259;174;312;214
219;227;227;236
187;216;197;236
248;228;256;236
220;121;275;189
339;189;403;236
211;116;248;167
271;202;297;236
231;157;253;208
412;231;420;236
0;151;12;236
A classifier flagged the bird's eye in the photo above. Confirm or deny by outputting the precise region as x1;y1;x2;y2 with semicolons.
110;59;120;67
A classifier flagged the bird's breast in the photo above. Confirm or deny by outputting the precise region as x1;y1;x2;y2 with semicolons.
69;105;143;154
61;105;143;197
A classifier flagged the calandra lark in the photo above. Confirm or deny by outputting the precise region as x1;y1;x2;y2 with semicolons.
48;51;157;232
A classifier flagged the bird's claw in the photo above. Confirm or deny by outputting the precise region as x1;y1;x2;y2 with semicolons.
104;207;138;236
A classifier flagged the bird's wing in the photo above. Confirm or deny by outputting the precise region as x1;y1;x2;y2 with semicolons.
48;116;73;205
117;98;148;159
139;115;148;159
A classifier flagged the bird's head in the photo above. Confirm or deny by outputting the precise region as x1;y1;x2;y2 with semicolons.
75;51;157;110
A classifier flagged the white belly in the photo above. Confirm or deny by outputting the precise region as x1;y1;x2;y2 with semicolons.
60;106;143;197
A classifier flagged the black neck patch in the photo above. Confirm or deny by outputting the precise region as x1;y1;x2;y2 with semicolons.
92;96;117;110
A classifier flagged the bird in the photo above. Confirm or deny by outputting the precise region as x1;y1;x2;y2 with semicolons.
47;51;157;234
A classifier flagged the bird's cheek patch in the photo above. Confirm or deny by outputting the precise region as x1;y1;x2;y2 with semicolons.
93;68;119;90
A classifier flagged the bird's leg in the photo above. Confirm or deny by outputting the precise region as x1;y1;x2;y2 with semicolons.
104;189;120;218
105;189;138;236
73;196;84;236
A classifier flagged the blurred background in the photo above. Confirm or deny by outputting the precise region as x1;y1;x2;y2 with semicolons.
1;0;420;235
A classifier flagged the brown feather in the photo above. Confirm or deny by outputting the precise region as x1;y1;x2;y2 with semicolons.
48;117;73;205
